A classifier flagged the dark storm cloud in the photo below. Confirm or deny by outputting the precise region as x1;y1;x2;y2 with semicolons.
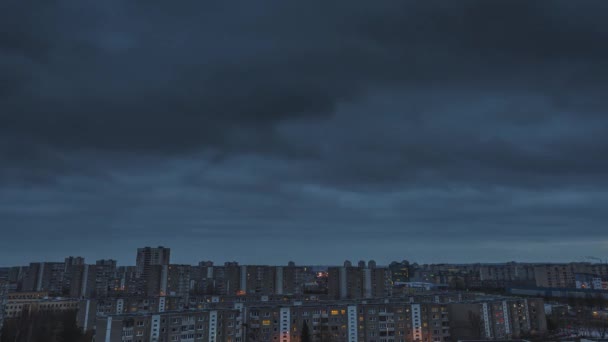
1;1;608;265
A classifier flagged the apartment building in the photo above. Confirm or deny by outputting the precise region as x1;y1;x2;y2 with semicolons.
96;308;241;342
240;265;277;295
68;261;118;299
241;300;452;342
530;262;608;288
136;247;171;278
281;262;314;295
478;263;536;288
533;264;576;288
193;262;241;296
116;266;140;295
192;262;313;297
95;259;118;297
390;260;411;283
63;256;86;294
6;291;48;300
328;260;391;299
80;290;545;342
0;280;8;332
448;297;546;341
141;265;167;298
167;264;192;303
21;262;66;294
21;257;116;298
69;264;97;298
357;301;451;342
94;296;183;316
3;297;81;319
5;266;28;291
246;302;351;342
134;247;172;298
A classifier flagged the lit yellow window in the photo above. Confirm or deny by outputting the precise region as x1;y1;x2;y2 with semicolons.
262;320;271;326
331;310;339;315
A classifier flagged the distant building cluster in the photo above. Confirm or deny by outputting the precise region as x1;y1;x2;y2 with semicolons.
399;261;608;291
0;279;7;332
4;246;606;341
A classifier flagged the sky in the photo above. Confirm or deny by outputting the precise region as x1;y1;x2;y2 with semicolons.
1;1;608;266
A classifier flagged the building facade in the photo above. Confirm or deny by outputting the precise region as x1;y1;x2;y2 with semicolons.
448;297;546;341
3;297;81;319
136;246;171;278
96;308;241;342
328;260;391;299
22;262;66;295
0;280;8;332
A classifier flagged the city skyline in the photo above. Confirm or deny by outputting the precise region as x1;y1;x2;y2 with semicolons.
2;1;608;265
1;246;607;268
1;246;604;341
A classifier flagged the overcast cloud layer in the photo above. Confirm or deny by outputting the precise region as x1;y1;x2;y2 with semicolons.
1;1;608;266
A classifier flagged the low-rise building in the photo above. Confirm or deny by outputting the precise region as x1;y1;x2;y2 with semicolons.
6;291;48;301
3;297;81;319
